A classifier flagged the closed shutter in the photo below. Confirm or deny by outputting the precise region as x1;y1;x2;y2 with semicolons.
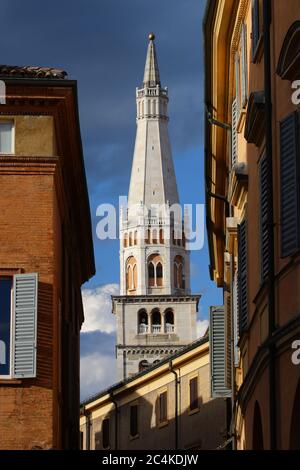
252;0;260;58
209;306;231;398
225;291;232;389
280;112;300;257
130;405;138;437
259;155;269;281
12;273;38;378
159;391;168;422
238;221;248;334
235;54;240;118
233;272;239;366
189;377;199;410
241;23;248;107
232;98;238;166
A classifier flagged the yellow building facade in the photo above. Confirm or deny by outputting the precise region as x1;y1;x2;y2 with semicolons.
204;0;300;450
80;337;229;450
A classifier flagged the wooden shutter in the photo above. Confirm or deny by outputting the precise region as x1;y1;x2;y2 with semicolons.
130;404;138;437
252;0;260;58
259;155;269;281
189;377;199;410
159;391;168;422
280;112;300;257
209;306;231;398
241;23;248;107
238;221;248;334
232;98;238;166
235;54;241;118
12;273;38;378
225;291;232;389
102;418;110;449
233;272;239;366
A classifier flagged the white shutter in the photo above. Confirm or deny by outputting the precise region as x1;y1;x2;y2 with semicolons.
12;273;38;378
232;98;238;166
209;306;231;398
241;23;248;107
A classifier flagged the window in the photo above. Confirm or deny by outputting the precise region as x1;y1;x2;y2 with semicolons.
0;120;14;154
259;156;269;281
0;278;12;376
102;418;110;449
252;0;262;60
238;220;248;333
156;262;163;287
130;404;138;438
158;391;168;424
0;273;38;379
189;377;199;411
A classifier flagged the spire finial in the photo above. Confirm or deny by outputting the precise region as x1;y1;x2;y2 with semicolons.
143;32;160;87
148;32;155;41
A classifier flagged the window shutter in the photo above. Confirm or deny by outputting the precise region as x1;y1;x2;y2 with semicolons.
232;98;238;166
280;112;300;257
238;221;248;334
130;405;138;437
235;54;240;118
209;306;231;398
12;273;38;378
225;292;232;389
241;23;248;107
233;272;239;366
102;418;110;449
189;377;199;410
259;156;269;280
159;391;167;422
252;0;259;58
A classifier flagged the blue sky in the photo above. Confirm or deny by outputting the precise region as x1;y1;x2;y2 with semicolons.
0;0;222;399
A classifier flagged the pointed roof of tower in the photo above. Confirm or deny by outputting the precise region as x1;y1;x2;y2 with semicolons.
143;33;161;87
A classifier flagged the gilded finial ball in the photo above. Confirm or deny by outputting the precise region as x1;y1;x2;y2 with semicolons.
148;32;155;41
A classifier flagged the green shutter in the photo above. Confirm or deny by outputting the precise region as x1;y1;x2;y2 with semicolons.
238;221;248;334
259;155;269;281
209;306;231;398
12;273;38;378
280;112;300;257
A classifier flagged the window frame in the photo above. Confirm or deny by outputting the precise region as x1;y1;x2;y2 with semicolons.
189;375;200;414
158;389;168;427
102;417;110;449
129;403;139;439
0;119;15;155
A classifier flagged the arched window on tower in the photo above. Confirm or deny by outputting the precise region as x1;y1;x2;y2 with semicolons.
145;228;151;244
156;262;163;287
123;233;128;248
174;255;184;289
152;229;158;244
159;229;164;244
138;309;148;334
129;232;133;247
126;256;137;294
148;262;155;287
134;230;138;245
164;309;174;333
151;309;161;334
139;360;150;372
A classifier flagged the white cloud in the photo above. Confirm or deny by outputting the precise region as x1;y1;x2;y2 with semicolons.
81;283;119;334
197;319;209;338
80;351;117;401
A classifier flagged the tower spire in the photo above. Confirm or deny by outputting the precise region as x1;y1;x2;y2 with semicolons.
143;33;161;87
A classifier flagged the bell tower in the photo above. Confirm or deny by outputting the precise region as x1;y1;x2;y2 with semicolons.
112;34;200;380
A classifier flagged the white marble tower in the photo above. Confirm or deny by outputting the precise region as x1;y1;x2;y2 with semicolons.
112;34;200;380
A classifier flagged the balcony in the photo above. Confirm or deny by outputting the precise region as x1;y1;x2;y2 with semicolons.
151;324;161;334
165;324;175;333
138;324;149;334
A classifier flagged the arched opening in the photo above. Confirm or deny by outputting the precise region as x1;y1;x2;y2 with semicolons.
290;378;300;449
134;230;138;245
252;401;264;450
138;309;148;334
126;256;137;294
277;21;300;81
139;360;150;372
151;309;161;334
129;232;133;247
174;255;184;289
159;229;164;244
123;233;128;248
148;262;155;287
164;309;174;333
145;228;150;244
156;262;163;287
147;254;163;289
152;229;158;244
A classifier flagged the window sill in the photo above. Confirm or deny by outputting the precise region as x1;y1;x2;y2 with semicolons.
157;420;169;429
0;379;22;385
188;407;200;416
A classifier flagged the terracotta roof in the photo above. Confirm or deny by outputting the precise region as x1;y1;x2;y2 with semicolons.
0;65;67;79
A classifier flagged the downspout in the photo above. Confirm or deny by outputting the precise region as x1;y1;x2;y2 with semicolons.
263;0;277;450
83;408;91;450
110;392;119;450
205;108;236;449
169;360;180;450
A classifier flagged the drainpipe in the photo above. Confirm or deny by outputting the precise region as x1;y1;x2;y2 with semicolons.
110;392;119;450
263;0;277;450
83;408;91;450
169;360;180;450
